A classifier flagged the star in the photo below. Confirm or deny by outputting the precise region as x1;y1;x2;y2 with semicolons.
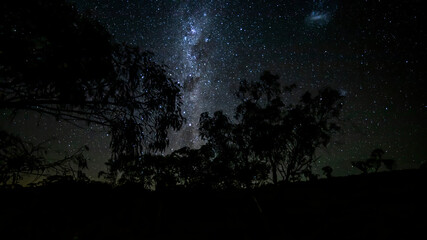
2;0;424;178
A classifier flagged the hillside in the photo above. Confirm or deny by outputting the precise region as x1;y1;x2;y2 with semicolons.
1;169;426;239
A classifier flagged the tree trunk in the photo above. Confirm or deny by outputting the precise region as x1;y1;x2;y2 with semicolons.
271;160;278;184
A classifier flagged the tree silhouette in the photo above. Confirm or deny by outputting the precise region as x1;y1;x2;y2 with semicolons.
1;0;185;183
101;145;216;189
168;146;213;189
0;131;90;186
322;166;333;179
133;153;180;190
352;148;395;174
234;71;287;184
1;0;115;117
194;71;343;187
351;161;369;174
199;111;268;188
233;71;343;183
0;131;46;185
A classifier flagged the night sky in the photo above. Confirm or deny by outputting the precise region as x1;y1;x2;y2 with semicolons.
1;0;426;178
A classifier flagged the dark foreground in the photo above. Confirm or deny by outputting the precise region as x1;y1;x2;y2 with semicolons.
1;169;426;240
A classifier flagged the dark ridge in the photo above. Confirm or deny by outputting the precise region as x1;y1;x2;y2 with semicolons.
1;169;426;239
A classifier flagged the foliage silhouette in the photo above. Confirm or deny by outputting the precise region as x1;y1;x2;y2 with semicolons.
322;166;333;179
199;111;269;189
0;131;46;185
1;0;115;116
0;0;185;184
0;131;90;186
168;146;214;189
302;169;319;182
280;87;343;182
199;71;343;185
100;146;212;189
352;148;395;174
150;71;345;188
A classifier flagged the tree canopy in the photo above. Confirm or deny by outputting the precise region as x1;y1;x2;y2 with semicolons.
352;148;395;174
0;0;184;184
195;71;344;187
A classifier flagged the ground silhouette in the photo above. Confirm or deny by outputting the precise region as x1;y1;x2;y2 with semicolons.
0;169;426;240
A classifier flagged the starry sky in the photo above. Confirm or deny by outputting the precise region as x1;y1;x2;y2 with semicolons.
1;0;426;178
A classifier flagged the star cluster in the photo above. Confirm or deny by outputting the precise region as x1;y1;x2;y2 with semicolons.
2;0;425;177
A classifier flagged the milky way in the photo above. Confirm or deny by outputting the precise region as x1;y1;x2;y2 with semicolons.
2;0;426;177
171;2;215;148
